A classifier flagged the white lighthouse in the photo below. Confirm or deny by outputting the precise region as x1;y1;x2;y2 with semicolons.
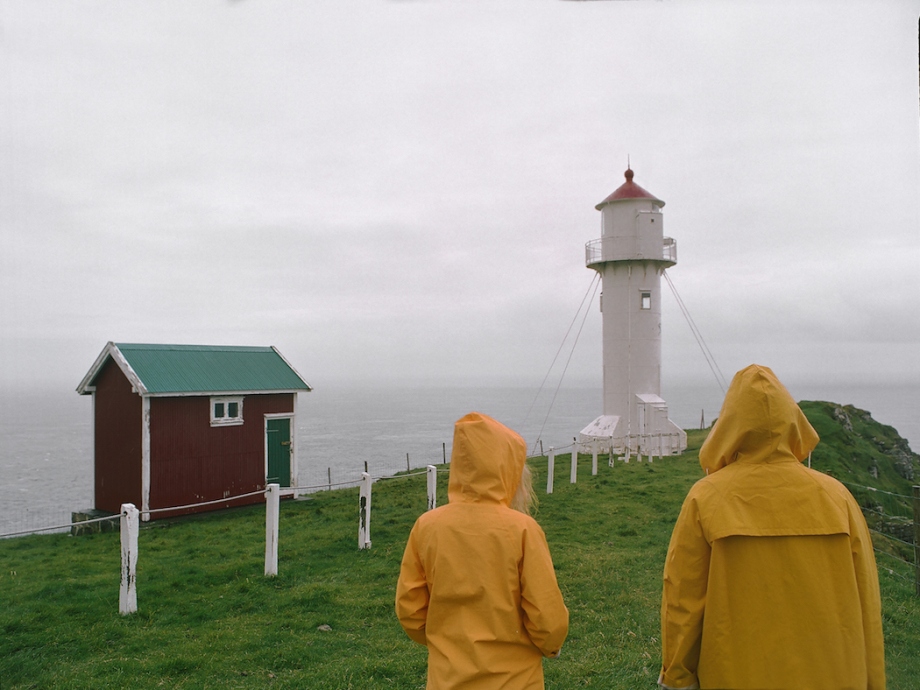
579;168;687;456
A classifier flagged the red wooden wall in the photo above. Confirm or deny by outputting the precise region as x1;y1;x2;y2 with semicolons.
93;359;143;513
148;393;294;517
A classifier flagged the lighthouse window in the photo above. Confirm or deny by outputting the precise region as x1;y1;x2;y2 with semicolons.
641;291;651;310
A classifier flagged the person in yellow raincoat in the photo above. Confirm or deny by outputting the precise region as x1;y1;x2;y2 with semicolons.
659;364;885;690
396;412;569;689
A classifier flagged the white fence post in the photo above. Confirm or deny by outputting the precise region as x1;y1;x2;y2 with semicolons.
359;472;372;550
570;443;578;484
265;483;280;577
427;464;437;511
592;447;598;476
547;448;555;494
119;503;139;615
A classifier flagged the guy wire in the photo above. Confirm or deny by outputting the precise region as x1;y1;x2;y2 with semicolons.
529;274;601;456
522;273;599;430
663;270;728;393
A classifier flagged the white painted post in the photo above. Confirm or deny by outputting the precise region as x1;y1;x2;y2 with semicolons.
265;483;279;577
570;444;578;484
547;448;555;494
119;503;139;615
427;464;437;511
358;472;372;549
592;447;598;476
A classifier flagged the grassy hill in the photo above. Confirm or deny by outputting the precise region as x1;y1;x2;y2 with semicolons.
800;400;920;568
1;404;918;689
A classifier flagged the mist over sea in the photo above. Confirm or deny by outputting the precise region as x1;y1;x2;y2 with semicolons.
2;381;918;537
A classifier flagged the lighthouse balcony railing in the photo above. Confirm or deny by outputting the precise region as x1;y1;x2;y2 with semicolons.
663;237;677;263
585;236;677;266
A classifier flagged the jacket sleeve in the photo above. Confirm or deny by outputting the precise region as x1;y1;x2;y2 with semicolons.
519;520;569;657
848;498;886;690
660;492;710;690
395;523;429;646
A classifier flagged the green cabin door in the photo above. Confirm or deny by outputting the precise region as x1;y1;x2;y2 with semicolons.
266;417;292;487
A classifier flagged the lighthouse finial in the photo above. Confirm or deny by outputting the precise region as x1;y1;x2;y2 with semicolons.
625;156;634;182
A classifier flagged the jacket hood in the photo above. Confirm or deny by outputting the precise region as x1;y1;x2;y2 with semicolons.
448;412;527;506
699;364;819;474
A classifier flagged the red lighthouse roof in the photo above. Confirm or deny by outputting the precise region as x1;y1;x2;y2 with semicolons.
595;168;664;209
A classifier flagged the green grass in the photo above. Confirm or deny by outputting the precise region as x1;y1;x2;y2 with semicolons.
1;419;918;688
800;400;920;568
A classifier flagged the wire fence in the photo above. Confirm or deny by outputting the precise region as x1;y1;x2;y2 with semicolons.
838;479;919;594
0;461;453;614
0;512;121;539
3;455;918;599
842;482;914;500
0;442;591;543
0;447;549;541
0;460;453;540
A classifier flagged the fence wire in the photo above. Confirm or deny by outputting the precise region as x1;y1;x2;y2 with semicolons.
3;442;590;539
4;461;919;599
864;505;915;521
841;477;918;583
0;513;120;539
869;528;916;551
0;463;455;539
840;480;914;502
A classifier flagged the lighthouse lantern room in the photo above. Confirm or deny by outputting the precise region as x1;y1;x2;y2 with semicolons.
580;168;687;457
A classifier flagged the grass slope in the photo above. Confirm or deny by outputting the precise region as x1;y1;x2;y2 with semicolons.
800;400;920;569
1;411;918;689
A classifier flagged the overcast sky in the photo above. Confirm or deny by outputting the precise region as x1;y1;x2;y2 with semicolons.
1;0;918;395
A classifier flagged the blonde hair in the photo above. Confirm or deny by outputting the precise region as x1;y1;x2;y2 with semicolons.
511;463;538;515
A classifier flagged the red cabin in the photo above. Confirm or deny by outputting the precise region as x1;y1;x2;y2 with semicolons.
77;342;312;520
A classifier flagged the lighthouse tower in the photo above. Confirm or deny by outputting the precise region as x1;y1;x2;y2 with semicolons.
579;168;687;456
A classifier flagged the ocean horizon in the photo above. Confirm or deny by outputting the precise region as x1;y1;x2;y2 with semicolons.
1;379;917;537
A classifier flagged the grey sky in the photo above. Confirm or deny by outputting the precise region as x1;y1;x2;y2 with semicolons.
1;0;918;393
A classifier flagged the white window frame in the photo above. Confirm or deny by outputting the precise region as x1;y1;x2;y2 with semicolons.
640;290;652;310
211;396;244;426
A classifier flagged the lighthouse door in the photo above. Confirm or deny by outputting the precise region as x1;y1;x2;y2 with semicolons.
266;417;292;487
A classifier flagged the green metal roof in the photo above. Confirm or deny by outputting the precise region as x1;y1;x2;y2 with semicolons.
81;343;312;395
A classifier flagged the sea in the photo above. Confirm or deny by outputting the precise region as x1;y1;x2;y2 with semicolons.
1;380;918;537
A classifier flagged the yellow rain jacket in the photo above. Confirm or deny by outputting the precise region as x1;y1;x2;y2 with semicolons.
660;365;885;690
396;412;569;689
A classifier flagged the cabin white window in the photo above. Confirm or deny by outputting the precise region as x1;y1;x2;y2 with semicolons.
640;291;652;310
211;396;244;426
